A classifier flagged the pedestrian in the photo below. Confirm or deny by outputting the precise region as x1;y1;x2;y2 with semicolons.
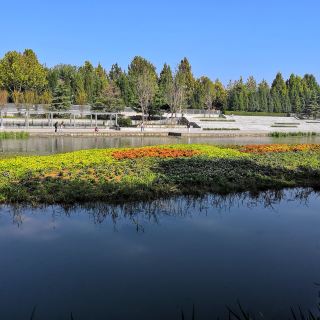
60;121;65;132
141;121;145;132
54;121;58;133
94;126;99;134
187;122;191;133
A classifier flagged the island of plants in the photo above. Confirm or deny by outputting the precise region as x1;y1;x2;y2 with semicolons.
0;144;320;205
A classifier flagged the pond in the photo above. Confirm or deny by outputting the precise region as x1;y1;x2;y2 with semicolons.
0;189;320;319
1;135;320;155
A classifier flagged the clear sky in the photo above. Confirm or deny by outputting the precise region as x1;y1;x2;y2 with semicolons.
0;0;319;84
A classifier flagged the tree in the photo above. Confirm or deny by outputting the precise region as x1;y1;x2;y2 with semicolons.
79;61;96;103
47;64;78;102
12;90;23;108
51;80;72;111
198;77;216;115
94;63;108;99
246;76;259;111
158;63;174;110
109;63;123;82
212;80;226;112
177;57;195;108
303;91;319;119
128;56;158;121
94;81;124;112
171;70;186;116
74;74;87;106
0;90;8;108
287;74;303;114
271;72;290;113
0;49;47;95
257;80;270;112
23;90;37;110
38;91;53;106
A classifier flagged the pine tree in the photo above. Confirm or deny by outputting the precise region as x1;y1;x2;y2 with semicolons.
303;91;319;119
271;72;290;112
177;58;196;108
50;80;71;111
158;63;173;109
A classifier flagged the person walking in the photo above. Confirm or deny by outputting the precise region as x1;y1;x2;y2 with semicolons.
60;121;65;132
187;122;191;133
141;122;145;132
54;121;58;133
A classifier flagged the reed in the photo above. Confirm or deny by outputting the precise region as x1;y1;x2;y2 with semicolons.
0;131;30;139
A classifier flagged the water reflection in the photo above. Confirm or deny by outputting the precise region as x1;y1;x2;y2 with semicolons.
1;135;320;155
0;188;320;320
2;188;318;228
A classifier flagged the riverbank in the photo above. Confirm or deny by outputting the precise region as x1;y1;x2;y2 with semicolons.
0;144;320;204
1;127;320;138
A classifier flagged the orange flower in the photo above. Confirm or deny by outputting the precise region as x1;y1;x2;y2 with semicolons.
240;144;320;154
112;147;200;160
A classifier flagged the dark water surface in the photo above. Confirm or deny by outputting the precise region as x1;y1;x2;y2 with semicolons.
1;189;320;319
1;135;320;155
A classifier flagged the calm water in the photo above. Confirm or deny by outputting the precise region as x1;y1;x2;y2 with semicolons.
1;189;320;319
1;135;320;155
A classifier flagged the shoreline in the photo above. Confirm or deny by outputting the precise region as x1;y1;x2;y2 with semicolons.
2;128;319;138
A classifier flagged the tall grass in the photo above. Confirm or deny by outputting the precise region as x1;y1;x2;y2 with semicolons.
0;131;30;139
224;111;288;117
268;131;318;137
202;128;240;130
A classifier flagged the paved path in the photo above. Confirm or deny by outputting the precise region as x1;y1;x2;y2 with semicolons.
1;116;320;136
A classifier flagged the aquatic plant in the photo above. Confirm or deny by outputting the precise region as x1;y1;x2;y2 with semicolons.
268;131;317;137
0;131;29;139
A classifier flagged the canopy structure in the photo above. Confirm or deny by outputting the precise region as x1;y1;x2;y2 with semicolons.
0;110;120;129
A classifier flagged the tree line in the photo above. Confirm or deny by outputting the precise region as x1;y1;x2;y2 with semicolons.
0;49;319;118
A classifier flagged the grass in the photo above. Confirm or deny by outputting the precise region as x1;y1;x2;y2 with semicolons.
0;131;30;139
199;119;236;122
271;125;298;128
202;128;240;130
1;144;320;205
27;302;320;320
268;131;318;137
274;122;300;125
224;111;288;117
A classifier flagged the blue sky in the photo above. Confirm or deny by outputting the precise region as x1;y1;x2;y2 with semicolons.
0;0;319;84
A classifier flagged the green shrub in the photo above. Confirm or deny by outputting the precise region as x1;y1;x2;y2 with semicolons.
117;117;132;127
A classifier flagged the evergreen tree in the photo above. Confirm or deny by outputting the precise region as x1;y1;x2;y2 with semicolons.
246;76;258;111
50;80;71;111
271;72;290;112
212;80;226;112
157;63;173;109
79;61;96;103
109;64;123;82
257;80;270;112
303;91;319;119
177;58;196;108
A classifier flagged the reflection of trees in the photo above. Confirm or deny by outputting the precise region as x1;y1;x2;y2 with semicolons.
3;188;318;229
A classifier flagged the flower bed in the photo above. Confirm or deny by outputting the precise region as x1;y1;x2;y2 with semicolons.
240;144;320;154
0;144;320;204
112;147;200;159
